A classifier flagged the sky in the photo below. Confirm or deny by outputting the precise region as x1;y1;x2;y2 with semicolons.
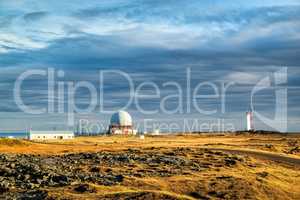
0;0;300;132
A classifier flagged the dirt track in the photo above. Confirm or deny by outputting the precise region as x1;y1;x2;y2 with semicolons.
206;147;300;167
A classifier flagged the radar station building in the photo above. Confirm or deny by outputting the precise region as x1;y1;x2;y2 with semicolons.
109;111;136;135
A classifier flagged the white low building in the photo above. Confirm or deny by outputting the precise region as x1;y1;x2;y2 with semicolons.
29;131;74;140
152;129;160;135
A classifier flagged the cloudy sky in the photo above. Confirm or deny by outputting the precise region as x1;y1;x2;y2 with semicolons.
0;0;300;132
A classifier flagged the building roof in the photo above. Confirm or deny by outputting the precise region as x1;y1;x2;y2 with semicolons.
110;111;133;126
30;131;74;135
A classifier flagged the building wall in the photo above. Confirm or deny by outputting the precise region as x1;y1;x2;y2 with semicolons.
29;131;74;140
109;125;136;135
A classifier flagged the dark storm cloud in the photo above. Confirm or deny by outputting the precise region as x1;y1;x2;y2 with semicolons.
0;0;300;130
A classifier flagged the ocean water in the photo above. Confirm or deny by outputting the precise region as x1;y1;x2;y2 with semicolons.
0;132;29;139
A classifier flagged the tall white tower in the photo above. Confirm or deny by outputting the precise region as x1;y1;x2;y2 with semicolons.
246;112;254;131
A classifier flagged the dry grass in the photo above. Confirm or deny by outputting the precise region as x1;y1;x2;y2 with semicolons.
44;147;300;199
0;138;29;146
1;134;300;199
0;134;299;156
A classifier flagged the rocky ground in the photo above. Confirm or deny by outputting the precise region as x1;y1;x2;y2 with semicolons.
0;148;250;199
0;135;299;199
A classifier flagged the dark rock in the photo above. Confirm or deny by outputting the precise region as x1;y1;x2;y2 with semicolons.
115;175;124;182
189;192;209;200
217;175;233;179
265;144;274;149
0;166;13;176
287;146;300;154
74;184;96;193
0;181;10;193
225;158;237;166
49;174;69;186
19;190;48;200
90;166;100;172
256;171;268;178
